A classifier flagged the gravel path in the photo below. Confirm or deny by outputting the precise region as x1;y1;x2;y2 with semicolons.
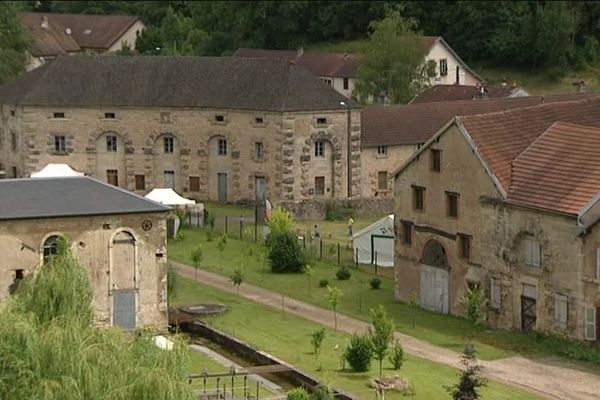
174;262;600;400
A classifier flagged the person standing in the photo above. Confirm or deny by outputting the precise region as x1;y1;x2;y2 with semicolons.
348;217;354;237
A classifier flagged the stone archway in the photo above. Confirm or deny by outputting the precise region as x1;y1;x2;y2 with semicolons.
419;239;449;314
203;132;240;203
299;132;343;198
109;229;138;329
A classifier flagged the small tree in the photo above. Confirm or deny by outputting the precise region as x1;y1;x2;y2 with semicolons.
310;385;333;400
447;344;486;400
230;267;244;295
345;333;374;372
268;206;295;233
389;339;405;370
460;286;488;326
304;264;313;297
190;245;203;280
310;327;326;357
326;286;343;331
369;305;395;376
287;387;310;400
217;234;227;253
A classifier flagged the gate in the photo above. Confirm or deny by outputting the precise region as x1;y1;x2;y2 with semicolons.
521;296;536;332
113;289;136;329
419;240;449;314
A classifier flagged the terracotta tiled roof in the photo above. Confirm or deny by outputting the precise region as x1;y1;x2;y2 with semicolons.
361;93;599;147
234;48;359;78
506;122;600;215
19;13;80;57
20;12;141;52
410;84;521;104
458;97;600;194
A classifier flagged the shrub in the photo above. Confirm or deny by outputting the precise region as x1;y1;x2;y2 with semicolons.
460;286;488;325
206;230;214;242
369;277;382;289
335;266;351;281
287;387;310;400
310;385;333;400
389;339;405;370
216;235;227;253
266;230;306;273
318;279;329;288
345;333;373;372
268;206;295;233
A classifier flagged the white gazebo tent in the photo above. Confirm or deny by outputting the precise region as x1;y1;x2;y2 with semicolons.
30;163;84;178
352;214;395;267
144;188;195;206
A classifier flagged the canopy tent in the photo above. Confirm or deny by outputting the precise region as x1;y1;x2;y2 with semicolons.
30;163;84;178
352;214;395;267
144;188;195;206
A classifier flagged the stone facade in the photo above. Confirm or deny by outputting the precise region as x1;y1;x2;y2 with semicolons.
394;125;600;341
0;105;361;203
0;211;168;330
360;144;418;198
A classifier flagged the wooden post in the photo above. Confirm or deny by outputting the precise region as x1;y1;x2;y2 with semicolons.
374;251;378;275
319;239;323;259
240;215;243;240
225;216;228;235
355;248;359;268
337;242;341;265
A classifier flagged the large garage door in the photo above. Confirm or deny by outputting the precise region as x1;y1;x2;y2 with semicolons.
420;264;449;314
113;289;136;329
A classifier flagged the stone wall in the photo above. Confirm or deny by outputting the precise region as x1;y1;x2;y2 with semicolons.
280;197;394;220
360;144;417;198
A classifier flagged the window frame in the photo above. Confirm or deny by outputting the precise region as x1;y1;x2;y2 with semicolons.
11;132;17;151
401;220;413;245
104;112;116;119
314;140;325;157
218;138;228;156
53;112;65;119
377;145;388;156
42;235;61;260
377;171;388;190
439;59;448;76
164;170;175;188
54;135;66;153
431;149;441;172
189;176;200;192
490;278;501;310
343;77;349;90
446;191;459;218
106;169;118;186
412;185;425;211
458;233;471;260
134;174;145;191
316;117;327;125
106;135;118;152
314;176;325;196
255;141;265;160
523;235;542;267
585;307;597;341
554;294;568;330
163;136;174;154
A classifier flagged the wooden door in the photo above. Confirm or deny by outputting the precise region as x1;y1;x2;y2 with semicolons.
315;176;325;196
521;296;537;331
218;173;228;203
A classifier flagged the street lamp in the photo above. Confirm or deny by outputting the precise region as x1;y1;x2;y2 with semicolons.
340;101;352;198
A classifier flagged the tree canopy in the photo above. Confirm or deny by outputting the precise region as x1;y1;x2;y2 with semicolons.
0;1;29;84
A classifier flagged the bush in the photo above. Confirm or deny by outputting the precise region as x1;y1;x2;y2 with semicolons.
266;230;306;273
310;385;333;400
324;201;355;221
344;333;373;372
269;206;295;233
389;339;404;370
460;286;487;325
318;279;329;288
335;266;351;280
369;277;382;289
287;387;310;400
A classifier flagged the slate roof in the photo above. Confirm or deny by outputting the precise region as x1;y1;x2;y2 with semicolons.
507;122;600;215
361;92;600;147
234;48;359;78
410;84;522;104
0;55;352;112
20;12;141;52
0;176;168;220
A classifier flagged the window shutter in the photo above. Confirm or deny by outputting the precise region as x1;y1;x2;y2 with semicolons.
532;242;541;267
596;248;600;280
585;307;596;341
554;294;568;330
490;278;501;309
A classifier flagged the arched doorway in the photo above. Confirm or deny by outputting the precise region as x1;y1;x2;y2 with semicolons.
420;240;449;314
207;135;233;203
111;230;137;329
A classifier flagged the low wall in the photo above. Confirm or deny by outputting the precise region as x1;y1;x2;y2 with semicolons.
280;197;394;220
179;320;357;400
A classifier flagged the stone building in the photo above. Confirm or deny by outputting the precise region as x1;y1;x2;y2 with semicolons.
360;93;598;199
409;84;530;104
393;97;600;341
0;176;169;330
0;55;360;203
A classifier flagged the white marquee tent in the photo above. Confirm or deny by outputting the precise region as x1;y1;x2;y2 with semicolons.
352;214;395;267
30;163;84;178
144;188;195;206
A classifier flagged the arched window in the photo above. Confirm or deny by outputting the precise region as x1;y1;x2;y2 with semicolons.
43;235;61;259
421;240;448;269
113;230;135;245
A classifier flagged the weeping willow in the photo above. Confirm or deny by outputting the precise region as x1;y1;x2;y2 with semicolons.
0;242;195;400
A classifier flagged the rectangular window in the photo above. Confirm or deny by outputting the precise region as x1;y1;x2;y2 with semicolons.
54;135;66;153
446;191;459;217
554;294;568;330
377;145;388;156
215;115;225;122
343;78;349;90
53;112;65;119
134;174;145;191
413;185;425;211
317;117;327;125
439;59;448;76
523;235;542;267
490;278;501;309
378;171;388;190
104;112;116;119
10;110;15;117
458;234;471;259
431;149;441;172
315;141;325;157
11;132;17;151
189;176;200;192
164;136;174;153
106;169;118;186
315;176;325;195
218;138;227;156
106;135;117;152
401;221;413;245
255;116;264;124
585;307;597;341
11;166;17;178
164;170;175;188
255;142;265;160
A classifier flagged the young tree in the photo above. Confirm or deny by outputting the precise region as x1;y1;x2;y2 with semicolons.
305;264;313;297
326;286;343;331
447;344;487;400
310;327;326;357
230;267;244;295
190;245;203;280
0;1;30;84
389;339;405;370
355;7;426;104
460;286;488;326
369;305;395;376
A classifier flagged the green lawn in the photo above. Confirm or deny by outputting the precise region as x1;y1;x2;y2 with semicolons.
173;277;541;400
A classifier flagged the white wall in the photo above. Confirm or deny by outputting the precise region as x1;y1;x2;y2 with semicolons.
425;42;480;86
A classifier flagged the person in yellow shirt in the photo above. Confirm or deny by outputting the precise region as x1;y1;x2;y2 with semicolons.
348;217;354;237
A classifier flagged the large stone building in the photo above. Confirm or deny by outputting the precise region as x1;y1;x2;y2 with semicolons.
393;97;600;341
0;176;169;330
0;55;360;203
360;93;598;199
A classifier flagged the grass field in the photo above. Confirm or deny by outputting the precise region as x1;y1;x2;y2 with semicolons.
174;277;542;400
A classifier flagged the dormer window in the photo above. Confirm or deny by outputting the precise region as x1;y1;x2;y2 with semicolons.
215;115;225;122
53;112;65;119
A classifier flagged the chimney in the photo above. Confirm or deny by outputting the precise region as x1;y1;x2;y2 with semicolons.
40;16;49;30
297;47;304;57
